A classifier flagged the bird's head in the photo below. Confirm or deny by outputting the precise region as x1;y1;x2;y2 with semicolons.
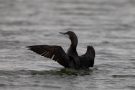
59;31;78;47
59;31;76;39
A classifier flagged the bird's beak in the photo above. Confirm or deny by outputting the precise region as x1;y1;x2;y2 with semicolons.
59;32;67;35
59;32;69;38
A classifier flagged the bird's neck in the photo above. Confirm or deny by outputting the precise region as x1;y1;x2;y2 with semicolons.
70;35;78;49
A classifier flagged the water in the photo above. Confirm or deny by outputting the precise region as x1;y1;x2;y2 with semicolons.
0;0;135;90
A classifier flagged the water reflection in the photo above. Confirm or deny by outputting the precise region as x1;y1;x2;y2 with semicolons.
30;68;94;76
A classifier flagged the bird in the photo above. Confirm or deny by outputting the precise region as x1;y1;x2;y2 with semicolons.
27;31;95;69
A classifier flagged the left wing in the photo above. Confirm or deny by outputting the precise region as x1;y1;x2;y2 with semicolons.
27;45;70;67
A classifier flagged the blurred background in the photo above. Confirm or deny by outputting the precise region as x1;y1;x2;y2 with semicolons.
0;0;135;90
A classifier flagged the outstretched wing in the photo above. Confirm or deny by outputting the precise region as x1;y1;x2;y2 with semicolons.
27;45;69;67
84;46;95;58
79;46;95;68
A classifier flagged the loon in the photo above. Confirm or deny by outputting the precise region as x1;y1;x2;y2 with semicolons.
27;31;95;69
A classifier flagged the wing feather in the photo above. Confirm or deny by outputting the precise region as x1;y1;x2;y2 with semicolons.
27;45;69;67
79;46;95;68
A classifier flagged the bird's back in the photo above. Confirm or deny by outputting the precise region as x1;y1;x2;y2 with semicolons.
79;55;94;69
67;47;80;69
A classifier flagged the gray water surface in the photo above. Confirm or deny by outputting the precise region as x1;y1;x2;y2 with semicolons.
0;0;135;90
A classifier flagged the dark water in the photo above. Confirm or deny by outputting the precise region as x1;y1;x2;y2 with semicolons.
0;0;135;90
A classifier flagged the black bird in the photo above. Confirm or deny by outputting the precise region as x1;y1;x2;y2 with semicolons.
27;31;95;69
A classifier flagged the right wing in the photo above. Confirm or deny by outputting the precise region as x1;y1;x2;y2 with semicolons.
79;46;95;68
27;45;69;67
